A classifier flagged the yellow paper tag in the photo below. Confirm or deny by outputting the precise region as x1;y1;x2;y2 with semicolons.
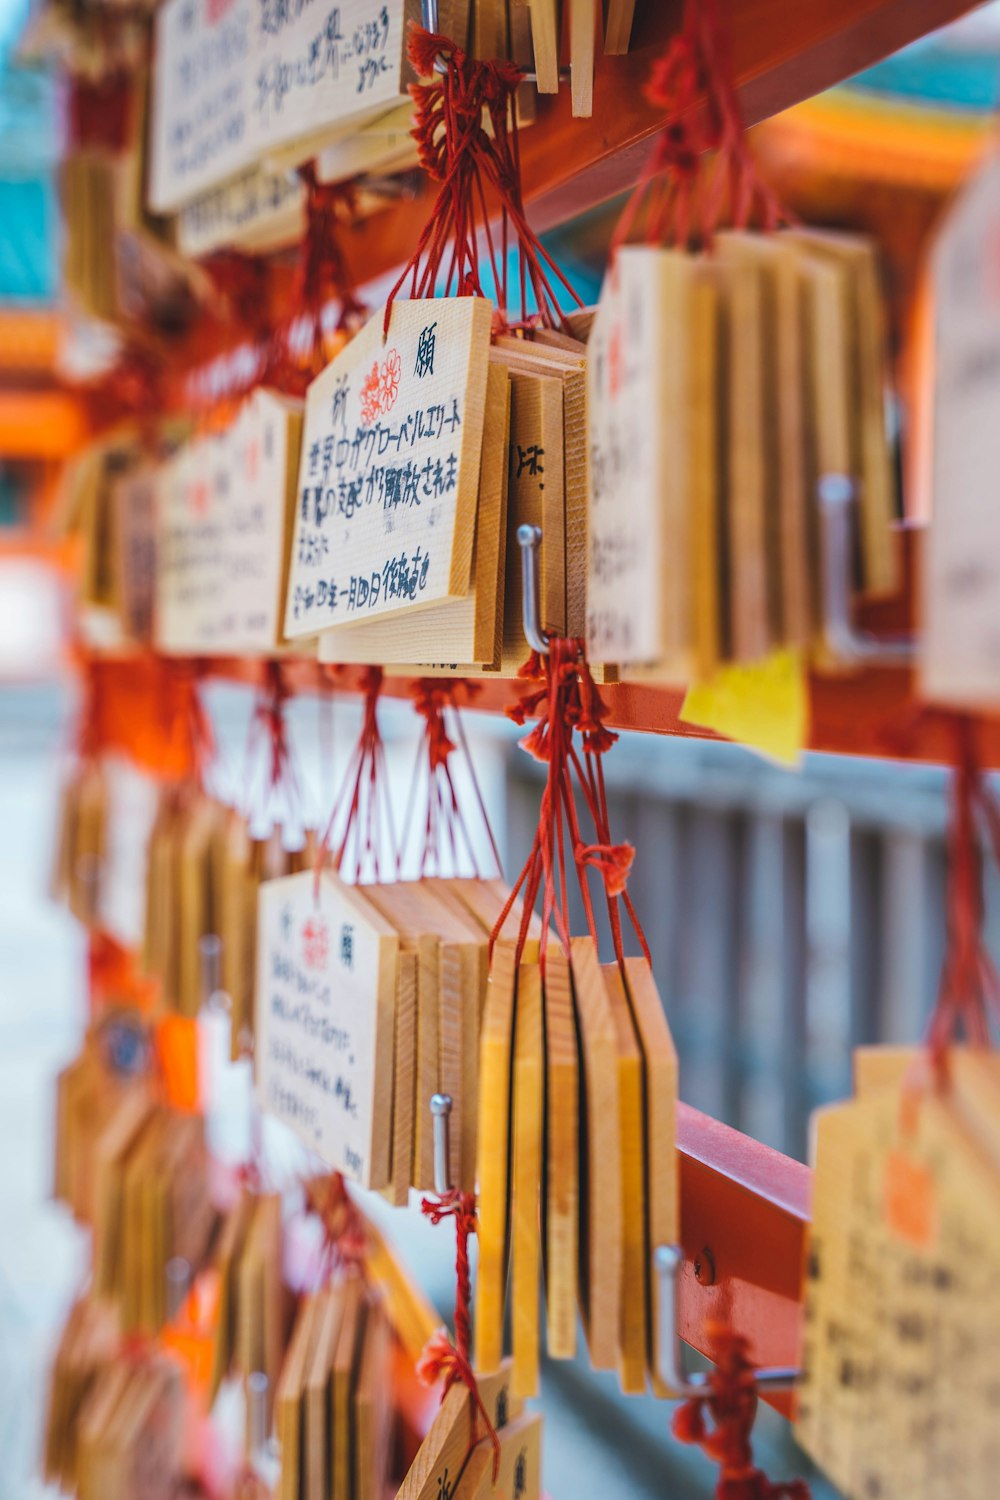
680;650;807;767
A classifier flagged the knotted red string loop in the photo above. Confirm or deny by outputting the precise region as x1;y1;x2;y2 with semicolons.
318;667;397;884
399;679;501;878
490;641;649;970
305;1172;370;1278
385;26;580;334
613;0;791;253
925;715;1000;1068
67;69;133;152
416;1324;501;1481
267;167;366;395
241;661;305;835
672;1323;809;1500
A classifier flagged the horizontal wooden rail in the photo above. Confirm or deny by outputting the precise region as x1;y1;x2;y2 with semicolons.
677;1102;810;1414
341;0;977;298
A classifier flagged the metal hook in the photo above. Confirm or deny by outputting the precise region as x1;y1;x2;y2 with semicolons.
517;524;550;654
420;0;570;82
653;1245;800;1395
430;1092;453;1194
818;475;916;667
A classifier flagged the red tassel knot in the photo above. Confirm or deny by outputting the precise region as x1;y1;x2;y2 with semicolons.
416;1328;501;1481
672;1324;809;1500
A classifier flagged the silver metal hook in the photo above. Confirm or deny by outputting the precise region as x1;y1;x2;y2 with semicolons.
818;475;916;667
420;0;570;82
430;1092;453;1194
653;1245;800;1395
517;524;550;654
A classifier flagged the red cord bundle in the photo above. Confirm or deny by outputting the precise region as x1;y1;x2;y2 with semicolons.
385;25;580;332
614;0;790;251
672;1325;809;1500
491;640;648;968
318;667;397;883
400;679;501;878
927;715;1000;1065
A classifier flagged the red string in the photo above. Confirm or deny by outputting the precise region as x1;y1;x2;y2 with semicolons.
67;70;133;152
400;679;501;878
672;1323;809;1500
613;0;791;254
242;661;304;829
317;667;397;885
304;1172;370;1279
926;715;1000;1067
489;641;649;971
267;167;366;395
384;25;581;335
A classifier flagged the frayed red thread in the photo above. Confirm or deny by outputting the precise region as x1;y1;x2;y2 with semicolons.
672;1323;809;1500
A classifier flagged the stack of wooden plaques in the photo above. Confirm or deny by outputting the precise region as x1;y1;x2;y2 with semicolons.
91;1095;217;1337
797;1047;1000;1500
53;1038;146;1225
142;787;318;1052
74;1352;185;1500
42;1297;120;1494
587;229;898;681
278;297;586;677
475;936;677;1398
51;757;109;927
274;1276;392;1500
256;868;531;1202
208;1188;286;1434
395;1356;542;1500
154;389;304;657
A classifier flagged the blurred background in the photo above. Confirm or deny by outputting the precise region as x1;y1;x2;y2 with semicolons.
2;2;1000;1496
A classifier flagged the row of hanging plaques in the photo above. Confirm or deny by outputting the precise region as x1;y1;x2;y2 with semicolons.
66;224;901;693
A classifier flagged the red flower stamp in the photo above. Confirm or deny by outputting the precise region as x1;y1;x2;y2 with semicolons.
301;917;329;971
360;348;402;425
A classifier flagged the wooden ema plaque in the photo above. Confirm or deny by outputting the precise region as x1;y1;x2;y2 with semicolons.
155;389;302;655
797;1054;1000;1500
149;0;413;214
285;297;493;641
255;869;398;1190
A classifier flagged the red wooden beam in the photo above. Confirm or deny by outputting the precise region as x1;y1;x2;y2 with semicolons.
677;1102;811;1415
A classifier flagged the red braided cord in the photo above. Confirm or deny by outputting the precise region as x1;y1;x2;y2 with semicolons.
384;25;580;334
613;0;791;254
490;641;648;970
672;1323;809;1500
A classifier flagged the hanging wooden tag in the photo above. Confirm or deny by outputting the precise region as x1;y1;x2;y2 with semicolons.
112;463;159;646
797;1069;1000;1500
395;1358;524;1500
148;0;412;212
353;1295;392;1500
331;1276;367;1500
541;947;578;1361
463;1409;543;1500
277;1292;320;1500
511;959;543;1398
922;152;1000;706
382;949;417;1207
304;1284;342;1500
98;756;160;952
156;389;303;655
474;941;517;1375
601;962;647;1394
358;883;444;1193
209;1189;255;1403
177;163;306;259
621;957;678;1393
587;248;716;679
317;359;511;670
285;297;493;640
569;935;622;1371
256;869;398;1190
